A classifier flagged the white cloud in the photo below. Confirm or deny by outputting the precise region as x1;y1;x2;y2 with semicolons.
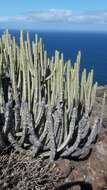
1;9;107;25
12;16;27;21
0;16;10;22
73;10;107;24
24;9;73;22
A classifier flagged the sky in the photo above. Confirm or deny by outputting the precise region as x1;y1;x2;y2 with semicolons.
0;0;107;31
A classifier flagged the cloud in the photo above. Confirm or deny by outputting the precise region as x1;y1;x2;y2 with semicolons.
72;10;107;24
1;9;107;25
21;9;73;23
0;16;10;22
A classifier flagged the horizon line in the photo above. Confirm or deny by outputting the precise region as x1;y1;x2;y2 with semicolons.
1;28;107;33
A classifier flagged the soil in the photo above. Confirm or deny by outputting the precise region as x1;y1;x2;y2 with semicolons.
0;86;107;190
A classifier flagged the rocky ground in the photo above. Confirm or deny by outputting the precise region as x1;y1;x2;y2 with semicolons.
0;86;107;190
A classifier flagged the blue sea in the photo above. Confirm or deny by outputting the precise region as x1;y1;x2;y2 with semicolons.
0;29;107;85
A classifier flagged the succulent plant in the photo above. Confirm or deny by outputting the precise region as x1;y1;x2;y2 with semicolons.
0;30;104;161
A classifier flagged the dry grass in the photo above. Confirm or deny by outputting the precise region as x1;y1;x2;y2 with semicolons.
0;150;61;190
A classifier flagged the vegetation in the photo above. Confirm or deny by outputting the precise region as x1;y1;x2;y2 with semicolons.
0;30;104;161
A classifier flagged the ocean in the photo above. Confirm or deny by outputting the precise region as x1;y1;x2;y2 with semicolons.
0;29;107;85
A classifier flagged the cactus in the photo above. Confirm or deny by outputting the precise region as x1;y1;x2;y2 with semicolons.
0;30;104;161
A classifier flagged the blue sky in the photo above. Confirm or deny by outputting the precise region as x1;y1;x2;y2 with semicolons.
0;0;107;31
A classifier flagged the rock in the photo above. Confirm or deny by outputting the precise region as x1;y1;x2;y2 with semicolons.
50;159;73;178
